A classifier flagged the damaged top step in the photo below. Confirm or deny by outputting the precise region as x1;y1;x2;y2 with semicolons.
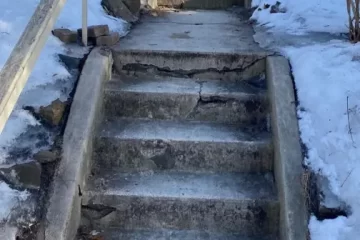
104;75;268;124
113;10;265;53
157;0;246;10
111;10;270;80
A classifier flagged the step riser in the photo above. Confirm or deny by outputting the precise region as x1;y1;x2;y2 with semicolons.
157;0;245;9
82;196;279;236
112;51;266;81
93;138;273;173
104;91;268;125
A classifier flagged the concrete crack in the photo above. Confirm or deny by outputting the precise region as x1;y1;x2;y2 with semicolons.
121;56;267;79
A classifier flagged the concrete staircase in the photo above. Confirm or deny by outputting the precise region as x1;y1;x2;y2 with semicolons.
79;6;279;240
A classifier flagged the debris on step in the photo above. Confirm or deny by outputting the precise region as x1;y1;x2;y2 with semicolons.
77;25;110;38
52;28;78;44
94;32;120;46
101;0;139;23
38;99;68;127
0;161;41;190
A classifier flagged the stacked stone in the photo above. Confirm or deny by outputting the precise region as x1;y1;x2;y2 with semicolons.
52;24;120;46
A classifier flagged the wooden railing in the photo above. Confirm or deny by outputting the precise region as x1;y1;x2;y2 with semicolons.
0;0;88;134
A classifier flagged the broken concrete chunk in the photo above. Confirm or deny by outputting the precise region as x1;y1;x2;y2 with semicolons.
101;0;139;23
77;24;110;38
33;150;58;164
95;32;120;46
38;99;67;126
0;161;41;190
52;28;78;44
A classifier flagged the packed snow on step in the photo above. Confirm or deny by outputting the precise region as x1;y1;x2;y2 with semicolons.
252;1;360;240
0;0;128;224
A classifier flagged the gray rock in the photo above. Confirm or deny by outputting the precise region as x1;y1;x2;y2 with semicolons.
101;0;139;23
77;25;110;38
52;29;78;44
38;99;67;126
0;161;42;190
33;150;58;164
122;0;141;15
95;32;120;46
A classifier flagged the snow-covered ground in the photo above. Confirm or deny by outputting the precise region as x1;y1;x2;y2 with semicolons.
0;0;128;227
252;1;360;239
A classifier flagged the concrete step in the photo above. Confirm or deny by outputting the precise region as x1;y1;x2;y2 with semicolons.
104;75;268;125
111;10;268;81
88;229;277;240
82;171;279;236
93;118;273;173
157;0;245;9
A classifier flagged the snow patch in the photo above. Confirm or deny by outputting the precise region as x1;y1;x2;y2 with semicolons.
251;0;347;34
0;0;129;227
252;1;360;240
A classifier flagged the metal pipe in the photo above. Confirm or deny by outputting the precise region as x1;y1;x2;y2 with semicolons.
82;0;88;46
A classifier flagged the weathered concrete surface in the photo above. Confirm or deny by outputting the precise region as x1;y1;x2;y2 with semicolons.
94;118;273;173
44;48;113;240
266;56;307;240
115;51;266;81
112;10;269;80
104;75;268;125
157;0;244;9
114;10;262;52
83;171;279;236
0;0;67;134
97;229;275;240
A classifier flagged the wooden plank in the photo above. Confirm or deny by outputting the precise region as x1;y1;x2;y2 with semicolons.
0;0;67;133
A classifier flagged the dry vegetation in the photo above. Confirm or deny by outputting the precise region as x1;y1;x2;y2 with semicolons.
347;0;360;42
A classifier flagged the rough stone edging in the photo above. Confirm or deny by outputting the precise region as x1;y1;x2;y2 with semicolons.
266;56;308;240
44;47;113;240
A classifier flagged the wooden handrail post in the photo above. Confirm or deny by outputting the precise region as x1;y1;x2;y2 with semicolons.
82;0;88;46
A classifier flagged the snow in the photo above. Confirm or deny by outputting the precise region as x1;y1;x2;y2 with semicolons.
252;1;360;239
0;0;128;228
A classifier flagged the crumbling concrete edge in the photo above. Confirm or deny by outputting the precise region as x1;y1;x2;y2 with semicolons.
266;56;308;240
44;47;113;240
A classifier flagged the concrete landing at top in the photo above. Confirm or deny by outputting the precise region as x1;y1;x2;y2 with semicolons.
114;9;264;54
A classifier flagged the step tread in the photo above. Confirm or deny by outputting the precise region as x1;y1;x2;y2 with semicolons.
98;118;271;143
91;229;276;240
112;10;264;53
106;75;266;98
85;171;277;201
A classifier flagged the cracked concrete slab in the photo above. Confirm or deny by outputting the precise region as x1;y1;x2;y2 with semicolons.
104;75;268;124
116;10;263;53
112;9;270;79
